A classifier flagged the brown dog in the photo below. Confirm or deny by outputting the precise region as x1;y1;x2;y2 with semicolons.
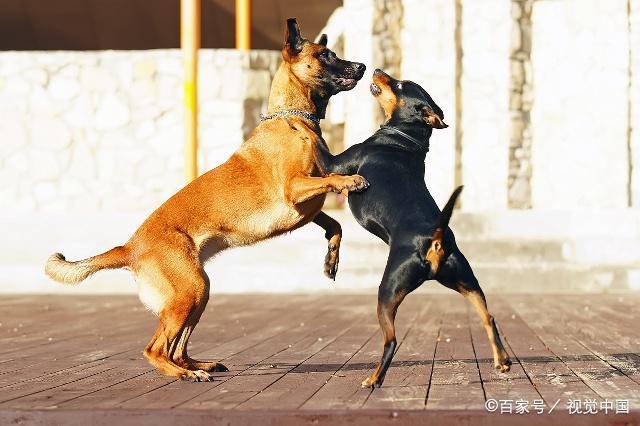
45;18;367;382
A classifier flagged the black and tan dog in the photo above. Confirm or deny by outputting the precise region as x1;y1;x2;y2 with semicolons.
45;19;367;382
323;69;511;388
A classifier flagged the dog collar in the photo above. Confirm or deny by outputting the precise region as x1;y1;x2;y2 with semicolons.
378;125;429;152
260;109;320;126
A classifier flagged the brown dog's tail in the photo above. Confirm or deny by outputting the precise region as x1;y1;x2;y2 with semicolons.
45;246;129;285
425;186;463;275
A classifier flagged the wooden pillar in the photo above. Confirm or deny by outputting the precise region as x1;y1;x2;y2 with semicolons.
235;0;251;50
181;0;200;182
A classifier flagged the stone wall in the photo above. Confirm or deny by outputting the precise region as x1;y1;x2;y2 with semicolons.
508;0;534;209
0;49;281;213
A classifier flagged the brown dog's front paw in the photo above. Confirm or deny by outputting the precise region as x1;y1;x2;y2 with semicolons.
324;243;339;280
334;175;370;193
180;369;215;382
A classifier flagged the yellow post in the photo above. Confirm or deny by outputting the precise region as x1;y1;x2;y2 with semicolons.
181;0;200;182
235;0;251;50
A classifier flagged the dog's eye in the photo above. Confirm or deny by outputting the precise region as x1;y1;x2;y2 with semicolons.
396;82;403;90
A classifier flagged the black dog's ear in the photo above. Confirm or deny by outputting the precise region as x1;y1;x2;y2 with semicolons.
317;33;328;46
284;18;304;58
420;105;448;129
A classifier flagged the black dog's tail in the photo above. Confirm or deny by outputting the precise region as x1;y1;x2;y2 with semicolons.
425;186;463;275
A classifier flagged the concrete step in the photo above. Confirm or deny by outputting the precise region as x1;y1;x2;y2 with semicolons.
2;211;640;294
4;260;639;294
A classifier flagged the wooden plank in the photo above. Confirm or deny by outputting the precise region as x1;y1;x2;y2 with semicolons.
301;296;423;410
0;361;115;405
59;295;326;409
107;295;335;409
508;295;640;406
237;320;379;409
539;296;640;386
173;300;366;410
425;295;485;410
490;296;598;406
363;298;440;410
3;295;300;408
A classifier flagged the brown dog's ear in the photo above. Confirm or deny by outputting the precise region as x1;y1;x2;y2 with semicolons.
421;105;448;129
317;33;328;46
284;18;304;58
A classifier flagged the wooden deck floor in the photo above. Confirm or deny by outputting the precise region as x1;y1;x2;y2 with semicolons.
0;293;639;425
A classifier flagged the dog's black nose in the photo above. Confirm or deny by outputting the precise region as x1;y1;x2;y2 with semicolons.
353;63;366;73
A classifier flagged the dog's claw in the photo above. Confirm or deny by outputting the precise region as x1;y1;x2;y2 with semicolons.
339;175;369;193
181;369;215;382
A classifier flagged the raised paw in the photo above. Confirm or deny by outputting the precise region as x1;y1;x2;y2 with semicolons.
324;243;339;280
334;175;370;194
181;369;215;382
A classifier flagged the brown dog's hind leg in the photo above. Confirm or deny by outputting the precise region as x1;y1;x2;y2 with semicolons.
313;211;342;280
172;284;228;373
143;302;213;382
139;249;217;381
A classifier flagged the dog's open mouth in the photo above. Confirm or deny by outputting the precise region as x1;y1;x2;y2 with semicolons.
370;82;382;96
335;77;357;88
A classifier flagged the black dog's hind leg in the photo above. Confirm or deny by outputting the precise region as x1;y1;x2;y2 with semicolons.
313;211;342;279
362;248;427;388
438;252;511;372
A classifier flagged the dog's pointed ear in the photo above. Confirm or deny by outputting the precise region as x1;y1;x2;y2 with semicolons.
421;105;448;129
317;33;328;46
284;18;304;59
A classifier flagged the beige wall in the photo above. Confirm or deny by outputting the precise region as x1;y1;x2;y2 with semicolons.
459;0;511;211
401;0;457;206
530;0;630;209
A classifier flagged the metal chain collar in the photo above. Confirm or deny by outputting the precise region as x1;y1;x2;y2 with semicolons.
260;109;320;126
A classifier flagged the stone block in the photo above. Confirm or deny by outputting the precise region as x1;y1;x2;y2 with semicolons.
80;66;117;92
94;93;130;130
31;117;71;151
48;75;80;101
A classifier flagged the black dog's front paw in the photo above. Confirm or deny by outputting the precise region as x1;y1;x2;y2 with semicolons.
324;243;339;280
